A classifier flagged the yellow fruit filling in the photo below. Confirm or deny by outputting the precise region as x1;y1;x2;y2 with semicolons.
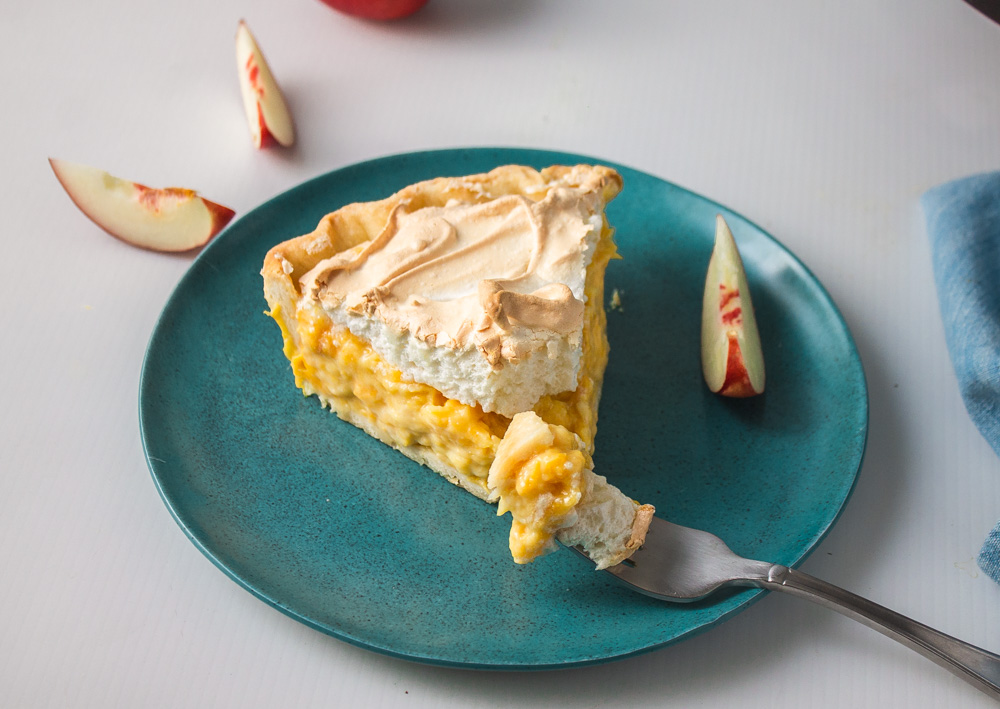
488;413;591;563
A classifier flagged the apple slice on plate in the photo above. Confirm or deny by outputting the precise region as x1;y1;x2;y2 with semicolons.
49;159;236;252
701;215;765;397
236;20;294;149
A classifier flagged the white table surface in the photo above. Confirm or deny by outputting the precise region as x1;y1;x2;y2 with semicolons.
4;0;1000;706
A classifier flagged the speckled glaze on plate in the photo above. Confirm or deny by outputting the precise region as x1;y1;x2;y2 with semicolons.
139;148;868;669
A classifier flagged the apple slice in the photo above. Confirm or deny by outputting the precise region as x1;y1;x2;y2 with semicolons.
236;20;294;149
701;215;765;397
49;158;235;252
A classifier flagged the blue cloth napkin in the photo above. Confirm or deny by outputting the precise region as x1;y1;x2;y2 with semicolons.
921;171;1000;582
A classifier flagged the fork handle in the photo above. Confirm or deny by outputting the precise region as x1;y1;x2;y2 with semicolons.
758;565;1000;700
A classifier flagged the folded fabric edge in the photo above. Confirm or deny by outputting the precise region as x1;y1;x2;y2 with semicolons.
978;522;1000;583
922;171;1000;583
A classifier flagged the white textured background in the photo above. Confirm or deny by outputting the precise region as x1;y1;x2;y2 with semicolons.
3;1;1000;706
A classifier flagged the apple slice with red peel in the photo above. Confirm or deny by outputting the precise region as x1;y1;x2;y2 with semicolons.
236;20;294;149
49;158;236;252
701;215;765;397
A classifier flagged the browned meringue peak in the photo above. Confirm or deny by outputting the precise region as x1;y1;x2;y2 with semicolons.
478;280;583;334
300;181;606;368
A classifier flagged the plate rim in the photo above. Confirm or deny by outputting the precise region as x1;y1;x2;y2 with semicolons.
139;146;869;669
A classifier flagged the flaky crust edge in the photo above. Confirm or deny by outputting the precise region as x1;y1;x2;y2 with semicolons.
618;503;656;566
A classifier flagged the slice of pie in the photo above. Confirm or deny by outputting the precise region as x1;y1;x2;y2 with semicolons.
261;164;652;566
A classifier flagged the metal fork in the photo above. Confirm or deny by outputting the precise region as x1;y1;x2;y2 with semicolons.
577;516;1000;700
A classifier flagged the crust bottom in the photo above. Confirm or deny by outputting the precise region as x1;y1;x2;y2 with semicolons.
311;390;498;503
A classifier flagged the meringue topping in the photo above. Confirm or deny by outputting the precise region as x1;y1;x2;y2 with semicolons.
300;183;605;369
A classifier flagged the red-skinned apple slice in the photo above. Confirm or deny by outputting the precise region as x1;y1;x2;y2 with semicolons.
236;20;294;149
701;215;765;397
49;159;236;252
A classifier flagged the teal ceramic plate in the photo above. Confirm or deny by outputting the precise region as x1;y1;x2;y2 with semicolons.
140;148;867;669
